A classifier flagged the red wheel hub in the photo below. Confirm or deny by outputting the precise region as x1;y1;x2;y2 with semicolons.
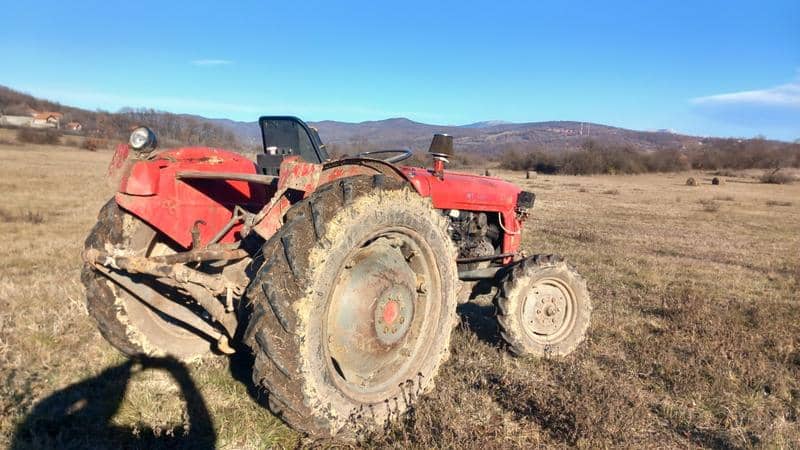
382;299;400;324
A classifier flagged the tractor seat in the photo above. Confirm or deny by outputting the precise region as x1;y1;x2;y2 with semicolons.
257;116;329;176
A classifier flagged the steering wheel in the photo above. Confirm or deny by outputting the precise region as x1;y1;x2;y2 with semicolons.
356;149;413;164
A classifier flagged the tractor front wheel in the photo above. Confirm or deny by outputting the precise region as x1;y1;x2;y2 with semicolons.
244;176;459;439
495;255;591;357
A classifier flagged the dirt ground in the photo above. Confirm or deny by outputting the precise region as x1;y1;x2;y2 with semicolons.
1;141;798;449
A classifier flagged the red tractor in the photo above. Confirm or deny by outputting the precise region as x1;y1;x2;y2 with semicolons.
81;116;591;439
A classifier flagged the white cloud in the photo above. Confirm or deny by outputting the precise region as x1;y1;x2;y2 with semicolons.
689;76;800;136
190;59;233;66
691;82;800;108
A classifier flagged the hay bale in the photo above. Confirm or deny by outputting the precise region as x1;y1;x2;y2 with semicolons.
711;177;723;185
526;170;537;179
686;177;698;186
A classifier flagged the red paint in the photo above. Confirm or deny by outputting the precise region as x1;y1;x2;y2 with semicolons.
382;300;400;324
400;167;522;253
277;157;320;191
318;163;388;186
111;146;524;256
115;147;268;248
432;158;445;176
107;144;130;179
120;160;161;196
251;157;328;241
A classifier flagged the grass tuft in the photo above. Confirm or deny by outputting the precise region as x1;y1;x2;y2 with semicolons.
766;200;792;207
698;199;720;212
760;170;796;184
0;208;45;224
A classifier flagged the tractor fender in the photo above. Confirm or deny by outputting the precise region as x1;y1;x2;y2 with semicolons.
320;158;427;195
114;147;269;249
119;159;161;196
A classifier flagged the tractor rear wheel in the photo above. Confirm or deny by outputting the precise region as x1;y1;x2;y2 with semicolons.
495;255;591;357
244;176;459;439
81;200;213;360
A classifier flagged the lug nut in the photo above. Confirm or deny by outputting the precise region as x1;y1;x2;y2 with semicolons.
416;276;427;294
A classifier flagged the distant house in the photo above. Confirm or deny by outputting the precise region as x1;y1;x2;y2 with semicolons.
0;107;65;128
65;121;82;131
31;112;63;129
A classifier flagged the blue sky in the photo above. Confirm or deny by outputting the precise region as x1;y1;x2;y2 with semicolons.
2;0;798;140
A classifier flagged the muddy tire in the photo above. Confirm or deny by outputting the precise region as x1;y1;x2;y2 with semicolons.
495;254;591;357
81;200;213;360
244;176;459;439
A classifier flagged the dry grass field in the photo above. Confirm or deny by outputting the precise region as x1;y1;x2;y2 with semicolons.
1;138;799;448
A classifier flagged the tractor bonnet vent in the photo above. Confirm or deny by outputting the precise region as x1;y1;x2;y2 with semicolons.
429;134;454;156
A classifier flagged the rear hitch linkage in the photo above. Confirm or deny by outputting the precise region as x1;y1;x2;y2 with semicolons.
83;247;244;354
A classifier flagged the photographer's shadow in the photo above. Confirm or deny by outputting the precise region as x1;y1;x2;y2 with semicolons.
11;355;215;450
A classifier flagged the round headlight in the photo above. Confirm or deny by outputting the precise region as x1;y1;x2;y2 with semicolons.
129;126;157;152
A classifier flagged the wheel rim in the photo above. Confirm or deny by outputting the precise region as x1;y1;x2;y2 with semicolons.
324;227;442;401
521;277;577;343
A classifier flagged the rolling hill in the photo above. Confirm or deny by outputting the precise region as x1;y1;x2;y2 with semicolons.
0;84;725;156
197;115;702;156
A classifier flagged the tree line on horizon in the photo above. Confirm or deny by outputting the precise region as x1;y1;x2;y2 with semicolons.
0;86;243;150
498;137;800;176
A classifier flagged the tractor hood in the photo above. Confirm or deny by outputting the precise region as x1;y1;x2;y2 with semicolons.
400;167;521;213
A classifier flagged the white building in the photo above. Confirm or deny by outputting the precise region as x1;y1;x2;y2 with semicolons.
0;114;33;127
31;112;62;128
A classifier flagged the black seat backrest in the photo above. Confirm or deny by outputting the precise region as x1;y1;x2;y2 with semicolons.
257;116;329;175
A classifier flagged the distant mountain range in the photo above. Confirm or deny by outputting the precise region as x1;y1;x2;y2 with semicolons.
0;84;724;155
193;115;703;155
461;120;514;129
